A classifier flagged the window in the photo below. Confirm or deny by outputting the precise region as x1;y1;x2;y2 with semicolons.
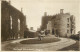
18;19;20;31
67;18;69;22
67;30;69;33
67;24;69;28
54;23;56;26
10;16;12;29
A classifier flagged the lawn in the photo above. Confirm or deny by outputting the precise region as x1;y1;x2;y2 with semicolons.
20;37;60;44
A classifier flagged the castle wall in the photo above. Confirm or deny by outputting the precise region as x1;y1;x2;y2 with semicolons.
1;1;26;41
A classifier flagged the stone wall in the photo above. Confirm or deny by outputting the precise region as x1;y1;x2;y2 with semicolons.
1;1;26;41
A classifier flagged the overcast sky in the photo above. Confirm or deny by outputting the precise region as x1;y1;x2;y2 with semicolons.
6;0;80;33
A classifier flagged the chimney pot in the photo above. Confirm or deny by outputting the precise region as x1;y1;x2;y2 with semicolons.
44;12;47;16
60;9;64;14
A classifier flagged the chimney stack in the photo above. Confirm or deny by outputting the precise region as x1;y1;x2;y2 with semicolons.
44;12;47;16
60;9;64;14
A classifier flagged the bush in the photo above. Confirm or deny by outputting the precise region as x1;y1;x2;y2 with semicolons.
70;34;79;40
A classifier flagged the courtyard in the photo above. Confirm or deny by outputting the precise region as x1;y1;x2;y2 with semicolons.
1;0;80;51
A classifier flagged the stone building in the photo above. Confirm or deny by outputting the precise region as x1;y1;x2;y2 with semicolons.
41;9;75;37
1;1;27;41
47;21;52;35
41;12;53;30
51;9;75;37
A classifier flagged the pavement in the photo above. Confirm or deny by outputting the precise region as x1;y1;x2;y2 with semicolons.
1;37;76;51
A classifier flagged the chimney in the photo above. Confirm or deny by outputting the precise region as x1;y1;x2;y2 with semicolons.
44;12;47;16
60;9;64;14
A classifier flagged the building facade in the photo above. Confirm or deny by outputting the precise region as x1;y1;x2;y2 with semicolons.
1;1;27;41
41;9;75;37
41;12;53;30
47;21;52;35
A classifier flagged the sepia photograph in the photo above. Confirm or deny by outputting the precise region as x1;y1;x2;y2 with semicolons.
1;0;80;51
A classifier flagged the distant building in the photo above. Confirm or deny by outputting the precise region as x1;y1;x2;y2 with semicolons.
41;9;75;37
30;27;34;30
29;27;36;32
1;1;27;41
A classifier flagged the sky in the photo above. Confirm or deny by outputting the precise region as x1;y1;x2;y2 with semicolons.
6;0;80;33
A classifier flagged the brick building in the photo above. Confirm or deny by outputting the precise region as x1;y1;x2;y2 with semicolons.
1;1;27;41
41;9;75;37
